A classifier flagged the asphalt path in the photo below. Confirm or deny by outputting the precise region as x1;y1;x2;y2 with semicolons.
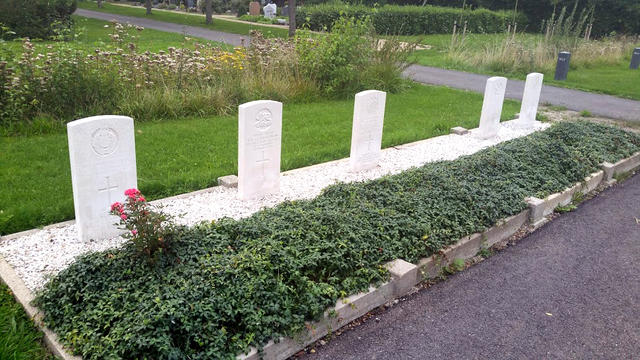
75;8;248;46
299;173;640;359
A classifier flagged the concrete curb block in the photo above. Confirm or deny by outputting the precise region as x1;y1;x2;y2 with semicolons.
2;151;640;360
526;170;604;227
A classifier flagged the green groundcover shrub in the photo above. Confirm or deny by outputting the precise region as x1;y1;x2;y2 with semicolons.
296;4;527;34
35;122;640;359
0;0;77;40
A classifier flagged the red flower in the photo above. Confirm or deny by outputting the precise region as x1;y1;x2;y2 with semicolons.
120;214;127;220
110;202;122;211
137;196;146;202
124;188;140;198
131;229;137;235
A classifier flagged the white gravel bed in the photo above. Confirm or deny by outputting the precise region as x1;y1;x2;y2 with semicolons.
0;120;549;291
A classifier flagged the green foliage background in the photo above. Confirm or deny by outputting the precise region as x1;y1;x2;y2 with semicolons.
35;122;640;359
296;4;526;35
0;0;77;40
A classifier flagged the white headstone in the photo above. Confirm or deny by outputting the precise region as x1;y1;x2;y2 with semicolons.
67;116;137;242
238;100;282;200
349;90;387;172
476;76;507;139
515;72;544;128
263;3;277;19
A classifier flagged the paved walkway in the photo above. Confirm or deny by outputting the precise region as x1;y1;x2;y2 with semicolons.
300;173;640;359
76;9;640;122
405;65;640;122
75;8;248;46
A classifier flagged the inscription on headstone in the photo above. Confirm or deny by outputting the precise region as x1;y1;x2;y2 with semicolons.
476;77;507;139
630;47;640;70
554;51;571;80
67;116;137;241
349;90;387;172
515;72;544;128
238;100;283;200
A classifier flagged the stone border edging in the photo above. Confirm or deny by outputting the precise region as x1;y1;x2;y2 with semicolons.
0;151;638;360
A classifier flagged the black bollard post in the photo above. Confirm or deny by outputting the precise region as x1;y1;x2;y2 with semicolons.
554;51;571;81
630;48;640;70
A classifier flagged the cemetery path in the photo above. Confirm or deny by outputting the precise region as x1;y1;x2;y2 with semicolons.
299;173;640;359
74;10;640;122
405;64;640;122
75;8;249;46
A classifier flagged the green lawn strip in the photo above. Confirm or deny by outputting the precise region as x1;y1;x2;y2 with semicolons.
77;1;289;38
34;122;640;359
0;282;52;360
405;33;640;100
0;83;520;235
1;16;229;55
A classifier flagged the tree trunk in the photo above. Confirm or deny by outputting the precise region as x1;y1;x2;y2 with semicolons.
97;0;103;8
288;0;296;38
145;0;152;15
205;0;213;24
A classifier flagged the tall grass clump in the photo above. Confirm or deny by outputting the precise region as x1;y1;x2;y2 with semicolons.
446;1;639;75
0;17;413;136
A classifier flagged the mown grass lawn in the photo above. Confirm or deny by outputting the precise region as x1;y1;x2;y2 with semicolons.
0;283;52;359
77;1;288;38
1;82;521;235
404;33;640;100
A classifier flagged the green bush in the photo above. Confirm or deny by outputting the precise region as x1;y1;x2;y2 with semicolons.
0;0;77;40
35;122;640;359
425;0;640;36
296;4;527;35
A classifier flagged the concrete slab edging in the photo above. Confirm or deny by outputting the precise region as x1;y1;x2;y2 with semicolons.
1;151;639;360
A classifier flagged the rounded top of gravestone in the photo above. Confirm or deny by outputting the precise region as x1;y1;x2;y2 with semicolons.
67;115;133;130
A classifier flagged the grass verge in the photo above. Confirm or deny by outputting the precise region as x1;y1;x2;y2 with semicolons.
0;82;520;235
0;282;52;360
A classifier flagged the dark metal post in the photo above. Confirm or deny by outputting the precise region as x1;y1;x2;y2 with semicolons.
554;51;571;81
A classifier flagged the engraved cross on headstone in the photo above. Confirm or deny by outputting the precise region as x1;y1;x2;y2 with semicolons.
255;151;270;180
364;131;378;152
97;176;119;204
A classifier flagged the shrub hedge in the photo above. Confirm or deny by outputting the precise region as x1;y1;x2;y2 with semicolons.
35;122;640;359
0;0;77;40
296;4;527;34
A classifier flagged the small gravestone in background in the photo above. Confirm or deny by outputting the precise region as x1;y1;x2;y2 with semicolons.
281;5;288;17
67;116;137;242
238;100;282;200
630;48;640;70
263;2;277;19
249;1;260;16
514;72;544;128
554;51;571;80
350;90;387;172
476;77;507;139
